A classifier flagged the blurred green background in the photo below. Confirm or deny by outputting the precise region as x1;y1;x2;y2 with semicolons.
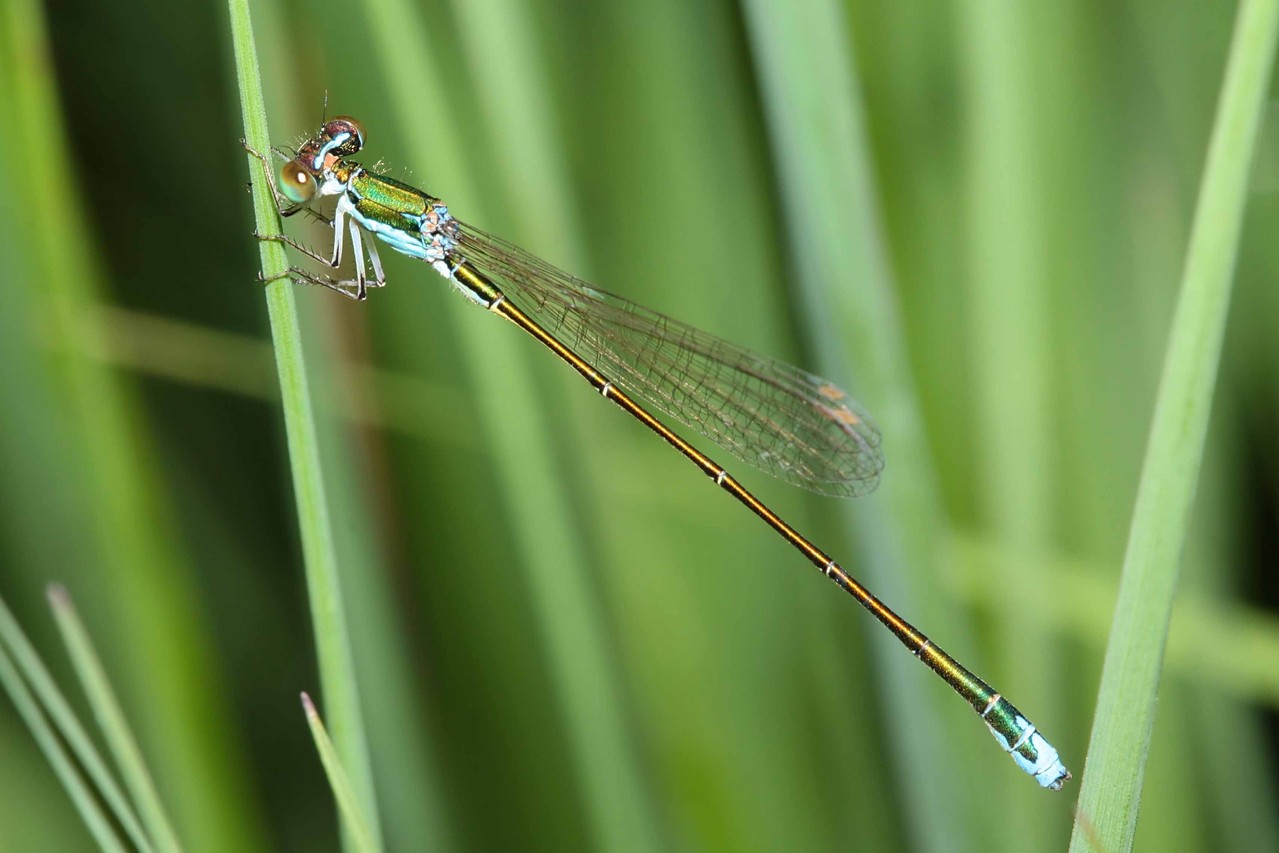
1;0;1276;850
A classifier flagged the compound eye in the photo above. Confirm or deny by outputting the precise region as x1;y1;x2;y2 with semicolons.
323;115;365;155
278;159;316;204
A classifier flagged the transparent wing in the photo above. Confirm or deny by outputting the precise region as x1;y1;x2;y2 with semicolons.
457;224;884;497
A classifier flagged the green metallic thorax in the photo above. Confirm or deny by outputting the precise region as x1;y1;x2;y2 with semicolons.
341;164;441;238
349;167;436;215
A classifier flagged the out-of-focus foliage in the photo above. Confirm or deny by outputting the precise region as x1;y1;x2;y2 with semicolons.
0;0;1275;850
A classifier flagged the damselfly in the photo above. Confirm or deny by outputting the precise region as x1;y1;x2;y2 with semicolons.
243;116;1070;790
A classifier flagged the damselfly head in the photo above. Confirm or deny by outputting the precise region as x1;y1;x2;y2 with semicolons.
294;115;366;176
319;116;365;157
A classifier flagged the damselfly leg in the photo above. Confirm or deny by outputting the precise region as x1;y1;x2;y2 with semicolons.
244;139;385;300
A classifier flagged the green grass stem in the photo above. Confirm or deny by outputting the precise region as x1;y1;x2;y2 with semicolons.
227;1;382;846
740;0;986;847
957;4;1061;837
1068;2;1279;850
353;1;663;849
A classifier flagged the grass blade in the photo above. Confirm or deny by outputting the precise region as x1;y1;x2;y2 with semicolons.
47;585;182;853
0;1;265;845
1068;1;1279;849
740;0;986;847
957;4;1063;838
301;693;380;853
0;639;127;853
351;2;664;849
0;591;149;852
226;0;382;846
